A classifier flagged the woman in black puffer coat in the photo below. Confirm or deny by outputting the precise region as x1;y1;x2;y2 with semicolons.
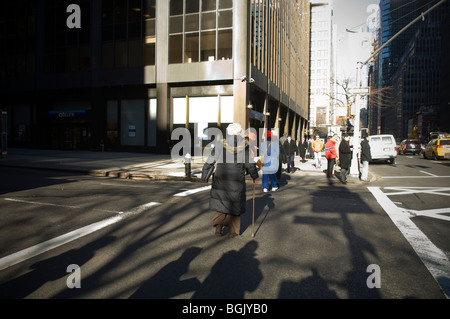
202;123;259;238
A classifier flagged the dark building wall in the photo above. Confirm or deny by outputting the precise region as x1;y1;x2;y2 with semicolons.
374;0;450;139
1;0;311;152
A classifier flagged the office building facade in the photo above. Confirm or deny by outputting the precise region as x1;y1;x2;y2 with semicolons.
0;0;310;153
308;0;336;134
368;0;450;139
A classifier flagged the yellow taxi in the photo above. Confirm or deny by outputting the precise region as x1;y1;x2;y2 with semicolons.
422;138;450;160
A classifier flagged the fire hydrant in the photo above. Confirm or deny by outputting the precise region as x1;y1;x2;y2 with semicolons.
184;153;192;178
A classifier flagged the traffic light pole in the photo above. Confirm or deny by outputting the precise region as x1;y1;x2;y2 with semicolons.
362;0;448;66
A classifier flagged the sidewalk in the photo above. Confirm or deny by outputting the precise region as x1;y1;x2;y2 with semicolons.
0;148;373;183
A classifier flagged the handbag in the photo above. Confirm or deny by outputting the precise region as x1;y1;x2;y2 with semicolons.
256;142;272;168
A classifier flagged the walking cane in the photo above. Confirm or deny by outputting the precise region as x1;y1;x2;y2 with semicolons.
252;179;256;238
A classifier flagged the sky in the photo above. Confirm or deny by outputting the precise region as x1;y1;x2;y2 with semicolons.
332;0;380;82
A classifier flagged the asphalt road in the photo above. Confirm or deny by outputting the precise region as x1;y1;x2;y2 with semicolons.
0;154;448;303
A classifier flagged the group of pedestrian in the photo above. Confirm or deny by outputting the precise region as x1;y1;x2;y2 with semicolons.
200;122;372;238
324;133;372;184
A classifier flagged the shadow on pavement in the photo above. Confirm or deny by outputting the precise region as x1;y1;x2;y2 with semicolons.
192;241;262;299
0;236;115;299
130;247;202;299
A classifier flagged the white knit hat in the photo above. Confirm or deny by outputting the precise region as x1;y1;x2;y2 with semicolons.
226;123;242;136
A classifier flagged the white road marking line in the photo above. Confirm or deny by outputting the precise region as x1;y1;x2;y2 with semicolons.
3;198;120;213
407;208;450;222
382;187;450;197
174;185;211;197
4;198;80;209
420;170;438;177
0;201;160;271
368;187;450;298
381;175;450;179
100;182;147;188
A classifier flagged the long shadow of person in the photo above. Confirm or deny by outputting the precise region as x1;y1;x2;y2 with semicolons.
192;241;262;299
0;236;115;299
130;247;202;299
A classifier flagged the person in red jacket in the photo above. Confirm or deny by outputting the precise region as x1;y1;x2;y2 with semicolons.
325;134;340;183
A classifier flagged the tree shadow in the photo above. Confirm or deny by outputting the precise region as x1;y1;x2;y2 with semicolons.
241;193;275;236
291;185;381;299
0;167;79;195
278;268;338;299
130;247;202;299
0;236;115;299
192;241;262;299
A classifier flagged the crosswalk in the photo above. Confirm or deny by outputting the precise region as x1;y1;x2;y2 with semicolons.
368;186;450;298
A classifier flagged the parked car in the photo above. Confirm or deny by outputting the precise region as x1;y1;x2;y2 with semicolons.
398;139;422;155
368;134;397;164
422;138;450;160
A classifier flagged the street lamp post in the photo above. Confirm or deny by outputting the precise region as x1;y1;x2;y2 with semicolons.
349;63;366;176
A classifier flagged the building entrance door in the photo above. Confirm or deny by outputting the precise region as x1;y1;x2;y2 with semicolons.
51;125;91;150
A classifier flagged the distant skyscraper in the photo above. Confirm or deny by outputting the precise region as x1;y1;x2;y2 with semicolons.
378;0;421;87
369;0;450;139
309;0;336;132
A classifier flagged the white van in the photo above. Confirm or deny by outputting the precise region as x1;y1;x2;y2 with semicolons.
368;134;397;164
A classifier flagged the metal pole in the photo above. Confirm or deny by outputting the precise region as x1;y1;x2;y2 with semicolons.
252;179;256;238
350;64;363;176
362;0;448;66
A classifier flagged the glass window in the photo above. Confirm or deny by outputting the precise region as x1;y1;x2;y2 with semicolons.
144;0;156;18
382;136;393;144
121;100;146;146
218;29;232;60
189;97;219;123
173;98;187;125
220;96;234;123
107;100;119;147
185;14;199;32
219;0;233;9
129;39;143;67
201;31;216;61
129;21;141;38
170;0;183;16
115;0;128;24
145;19;156;37
202;12;216;30
170;16;183;33
102;42;114;68
202;0;216;12
169;34;183;63
144;39;156;65
102;1;114;25
115;40;127;67
79;45;90;70
218;10;232;28
185;33;199;63
67;47;78;72
186;0;200;13
148;99;157;147
129;0;142;22
168;0;232;64
115;23;127;40
102;25;114;42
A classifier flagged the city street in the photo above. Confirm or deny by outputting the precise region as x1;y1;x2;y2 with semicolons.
0;153;448;302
